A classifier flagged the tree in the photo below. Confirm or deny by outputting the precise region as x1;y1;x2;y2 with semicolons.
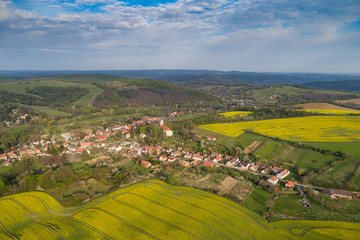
54;166;74;182
0;179;8;195
39;170;55;189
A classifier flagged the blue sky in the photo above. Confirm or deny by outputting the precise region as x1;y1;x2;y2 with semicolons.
0;0;359;72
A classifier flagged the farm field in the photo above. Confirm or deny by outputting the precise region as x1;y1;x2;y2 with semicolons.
337;98;360;106
199;116;360;142
0;80;103;107
29;106;72;117
1;180;360;239
221;111;253;118
295;103;360;115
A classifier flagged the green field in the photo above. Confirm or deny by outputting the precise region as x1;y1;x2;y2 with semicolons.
270;192;360;223
243;188;272;216
1;180;359;239
29;106;72;117
200;116;360;142
0;80;103;107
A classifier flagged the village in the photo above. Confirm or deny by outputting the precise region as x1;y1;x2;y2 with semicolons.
0;111;355;201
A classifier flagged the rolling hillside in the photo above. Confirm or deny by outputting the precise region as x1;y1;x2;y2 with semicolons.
93;78;219;108
1;180;359;239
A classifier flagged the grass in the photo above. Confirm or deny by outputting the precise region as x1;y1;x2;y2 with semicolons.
306;142;360;157
1;180;360;239
0;80;103;107
200;116;360;142
29;106;72;117
270;193;360;223
221;111;253;118
243;188;272;216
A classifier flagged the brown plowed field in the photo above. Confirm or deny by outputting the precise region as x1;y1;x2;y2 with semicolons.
336;99;360;106
295;102;358;110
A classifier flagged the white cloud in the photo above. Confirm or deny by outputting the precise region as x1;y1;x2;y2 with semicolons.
0;0;359;72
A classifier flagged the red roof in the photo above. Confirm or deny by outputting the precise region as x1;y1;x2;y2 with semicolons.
285;180;294;186
268;176;278;182
141;160;151;168
160;125;171;131
203;161;214;167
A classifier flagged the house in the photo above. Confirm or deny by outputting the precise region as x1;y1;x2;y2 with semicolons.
80;142;93;149
227;157;239;166
126;133;131;139
184;154;193;159
0;154;7;160
168;157;176;162
206;136;216;141
114;145;122;151
160;125;173;137
277;169;290;179
141;160;152;168
261;167;271;175
268;176;279;185
192;155;203;161
213;156;222;163
272;166;283;174
97;142;105;148
84;133;95;140
225;155;234;161
250;164;258;172
8;152;17;159
96;135;107;141
285;180;295;190
172;151;181;157
140;133;146;138
159;155;168;161
202;161;214;167
238;161;249;170
211;152;221;158
322;189;352;198
2;161;11;167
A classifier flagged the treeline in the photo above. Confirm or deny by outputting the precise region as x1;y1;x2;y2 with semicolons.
0;86;88;108
26;86;88;107
93;80;220;109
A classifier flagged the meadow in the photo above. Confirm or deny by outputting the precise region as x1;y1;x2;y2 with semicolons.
200;116;360;142
221;111;253;118
29;106;72;117
1;180;359;239
0;80;103;107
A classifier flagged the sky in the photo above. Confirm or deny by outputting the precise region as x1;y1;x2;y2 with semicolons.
0;0;359;73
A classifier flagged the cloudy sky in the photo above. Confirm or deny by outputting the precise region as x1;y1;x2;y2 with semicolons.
0;0;359;72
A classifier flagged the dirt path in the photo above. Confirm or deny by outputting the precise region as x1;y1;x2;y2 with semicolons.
88;94;98;107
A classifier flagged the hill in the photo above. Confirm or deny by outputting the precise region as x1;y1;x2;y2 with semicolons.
304;80;360;92
93;78;219;108
1;180;359;239
2;70;360;85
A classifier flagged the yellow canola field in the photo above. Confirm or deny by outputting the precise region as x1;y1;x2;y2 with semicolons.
200;116;360;142
1;180;360;239
300;109;360;115
221;111;253;117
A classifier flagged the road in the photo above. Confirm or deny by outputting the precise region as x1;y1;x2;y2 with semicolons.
214;162;359;195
